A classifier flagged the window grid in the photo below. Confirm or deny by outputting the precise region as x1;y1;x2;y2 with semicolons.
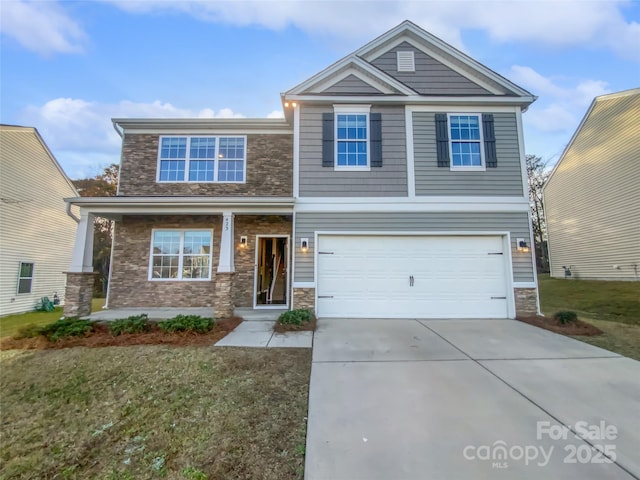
336;114;368;167
17;261;34;294
150;230;212;280
158;136;245;183
449;115;483;167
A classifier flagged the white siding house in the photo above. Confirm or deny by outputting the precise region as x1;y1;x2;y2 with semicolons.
0;125;79;315
544;89;640;281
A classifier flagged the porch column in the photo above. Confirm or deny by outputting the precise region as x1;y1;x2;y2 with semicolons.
214;211;235;318
64;209;96;317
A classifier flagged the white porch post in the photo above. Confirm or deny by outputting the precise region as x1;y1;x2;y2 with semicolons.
217;211;235;272
69;209;95;272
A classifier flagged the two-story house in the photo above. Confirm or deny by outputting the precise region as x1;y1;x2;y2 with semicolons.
63;21;540;320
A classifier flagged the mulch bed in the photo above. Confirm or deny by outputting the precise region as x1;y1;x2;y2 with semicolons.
273;318;317;334
0;317;242;351
517;315;603;336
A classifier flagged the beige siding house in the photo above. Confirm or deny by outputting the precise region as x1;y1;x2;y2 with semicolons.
544;89;640;281
0;125;79;315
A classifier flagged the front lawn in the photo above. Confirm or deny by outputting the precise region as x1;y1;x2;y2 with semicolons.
0;346;311;479
0;298;105;339
538;274;640;360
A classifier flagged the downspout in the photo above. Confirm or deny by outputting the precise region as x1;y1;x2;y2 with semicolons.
66;201;80;223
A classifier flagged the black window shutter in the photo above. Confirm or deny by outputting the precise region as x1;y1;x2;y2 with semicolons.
483;113;497;168
322;113;334;167
435;113;450;167
370;112;382;167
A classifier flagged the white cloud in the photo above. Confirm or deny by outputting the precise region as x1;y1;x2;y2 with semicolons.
0;0;86;55
99;0;640;61
21;98;247;178
266;110;285;119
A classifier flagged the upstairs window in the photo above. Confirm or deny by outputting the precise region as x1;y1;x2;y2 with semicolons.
435;113;497;170
158;136;245;183
336;114;368;168
17;262;34;294
449;114;483;168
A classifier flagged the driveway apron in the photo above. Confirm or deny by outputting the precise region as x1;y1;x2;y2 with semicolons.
305;318;640;480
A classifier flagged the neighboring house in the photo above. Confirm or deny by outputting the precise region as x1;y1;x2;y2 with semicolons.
0;125;79;315
544;89;640;281
64;21;540;319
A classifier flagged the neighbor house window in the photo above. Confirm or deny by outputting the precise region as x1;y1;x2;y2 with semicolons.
158;136;245;183
17;262;34;294
149;230;213;280
448;114;484;168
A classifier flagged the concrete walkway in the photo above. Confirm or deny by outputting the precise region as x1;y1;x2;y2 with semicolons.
214;321;313;348
306;318;640;480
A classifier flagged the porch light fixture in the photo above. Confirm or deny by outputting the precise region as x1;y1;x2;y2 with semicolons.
516;238;530;253
300;238;309;253
239;236;248;248
284;101;297;108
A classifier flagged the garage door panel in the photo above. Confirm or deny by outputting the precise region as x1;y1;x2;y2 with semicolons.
317;235;509;319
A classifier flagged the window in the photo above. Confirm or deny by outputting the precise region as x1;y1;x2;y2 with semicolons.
336;113;368;168
158;136;245;183
17;262;34;294
448;114;484;169
150;230;212;280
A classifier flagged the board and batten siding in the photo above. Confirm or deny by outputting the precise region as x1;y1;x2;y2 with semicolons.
0;127;79;315
413;112;525;196
370;42;493;96
320;74;385;95
544;90;640;280
294;212;534;283
299;104;407;196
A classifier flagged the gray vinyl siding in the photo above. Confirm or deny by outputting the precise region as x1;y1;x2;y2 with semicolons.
413;112;525;196
321;74;384;95
545;90;640;280
299;104;407;196
371;42;492;96
294;212;534;283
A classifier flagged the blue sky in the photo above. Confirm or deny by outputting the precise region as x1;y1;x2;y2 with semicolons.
1;0;639;179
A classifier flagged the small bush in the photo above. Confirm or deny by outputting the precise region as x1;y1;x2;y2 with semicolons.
108;314;149;336
158;315;214;334
39;318;94;342
278;309;314;326
13;324;44;340
554;311;578;325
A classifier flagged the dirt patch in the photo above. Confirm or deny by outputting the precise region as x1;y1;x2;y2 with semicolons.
517;315;603;336
273;318;317;334
0;317;242;351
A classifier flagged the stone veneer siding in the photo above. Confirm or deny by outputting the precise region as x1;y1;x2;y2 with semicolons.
514;288;538;316
63;272;97;317
293;288;315;312
118;134;293;196
108;215;221;308
214;273;235;318
232;215;292;307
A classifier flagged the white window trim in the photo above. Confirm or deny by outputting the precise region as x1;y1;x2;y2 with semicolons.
333;105;371;172
447;113;486;172
17;261;34;294
156;135;247;184
148;228;214;281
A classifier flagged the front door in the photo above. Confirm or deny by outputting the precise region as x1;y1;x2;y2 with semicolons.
254;236;289;307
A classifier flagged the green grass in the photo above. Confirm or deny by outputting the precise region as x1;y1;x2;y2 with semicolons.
0;346;311;479
538;275;640;359
0;298;105;339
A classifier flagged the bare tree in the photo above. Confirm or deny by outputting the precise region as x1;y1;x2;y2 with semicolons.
526;155;550;272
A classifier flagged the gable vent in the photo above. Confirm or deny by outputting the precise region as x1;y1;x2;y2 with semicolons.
397;51;415;72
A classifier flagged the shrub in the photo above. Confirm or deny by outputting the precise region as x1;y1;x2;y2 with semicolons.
158;315;214;334
278;309;314;326
554;311;578;325
39;318;94;342
108;314;149;336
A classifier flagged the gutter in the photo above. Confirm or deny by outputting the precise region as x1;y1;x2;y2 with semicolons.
66;202;80;223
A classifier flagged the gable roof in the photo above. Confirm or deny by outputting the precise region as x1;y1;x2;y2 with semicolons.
544;88;640;192
284;20;536;104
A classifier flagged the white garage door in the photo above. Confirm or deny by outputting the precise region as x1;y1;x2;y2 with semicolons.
316;235;510;318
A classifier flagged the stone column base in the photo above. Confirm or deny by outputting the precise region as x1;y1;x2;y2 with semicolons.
293;287;315;313
63;272;97;318
514;288;538;317
214;272;235;319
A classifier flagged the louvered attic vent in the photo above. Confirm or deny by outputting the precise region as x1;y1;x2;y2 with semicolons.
397;51;415;72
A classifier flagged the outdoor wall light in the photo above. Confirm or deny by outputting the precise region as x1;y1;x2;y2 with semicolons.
239;236;247;248
516;238;530;253
300;238;309;253
283;101;297;108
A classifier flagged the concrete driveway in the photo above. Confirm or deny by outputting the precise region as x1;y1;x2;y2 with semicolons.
305;319;640;480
